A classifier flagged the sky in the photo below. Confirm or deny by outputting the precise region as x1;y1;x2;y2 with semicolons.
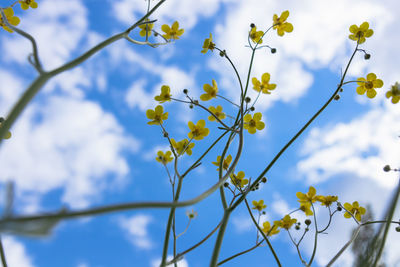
0;0;399;266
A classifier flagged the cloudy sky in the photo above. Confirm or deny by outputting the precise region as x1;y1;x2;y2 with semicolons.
0;0;399;266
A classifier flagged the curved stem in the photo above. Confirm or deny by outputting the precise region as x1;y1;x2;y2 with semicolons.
217;240;264;266
0;8;43;73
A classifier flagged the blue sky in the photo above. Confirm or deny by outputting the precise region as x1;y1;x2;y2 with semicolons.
0;0;400;266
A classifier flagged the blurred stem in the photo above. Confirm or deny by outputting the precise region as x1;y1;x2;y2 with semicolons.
372;175;400;267
0;236;7;267
210;211;231;266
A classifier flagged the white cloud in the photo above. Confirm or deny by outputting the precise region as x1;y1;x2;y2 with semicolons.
118;214;153;250
231;215;253;233
0;95;140;209
2;236;35;267
0;70;25;114
112;0;222;30
297;100;400;188
271;194;291;217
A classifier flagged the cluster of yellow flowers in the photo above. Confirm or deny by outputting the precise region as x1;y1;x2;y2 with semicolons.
250;186;366;238
0;1;38;33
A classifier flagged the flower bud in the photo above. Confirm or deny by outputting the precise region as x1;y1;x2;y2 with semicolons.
261;177;267;183
334;94;340;101
245;97;251;103
295;225;300;230
189;104;194;109
271;48;277;54
250;23;255;28
219;50;226;57
250;107;255;111
183;89;188;94
396;226;400;232
305;219;311;226
364;53;371;60
383;165;391;172
224;182;229;187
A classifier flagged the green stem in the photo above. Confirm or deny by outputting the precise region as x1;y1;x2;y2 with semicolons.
167;221;222;265
244;199;281;266
0;236;7;267
308;203;318;266
210;211;231;266
218;240;264;266
372;175;400;267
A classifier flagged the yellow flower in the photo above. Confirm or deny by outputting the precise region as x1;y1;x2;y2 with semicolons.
252;73;277;94
19;0;38;10
208;105;226;121
212;155;232;171
0;122;12;140
201;33;215;54
161;21;184;40
230;171;248;188
146;105;168;125
356;73;383;99
316;195;338;207
296;186;318;204
156;150;173;164
188;119;209;140
154;85;172;103
273;10;293;36
252;200;266;211
0;8;20;33
249;26;263;44
275;215;297;230
138;19;154;37
349;22;373;44
200;79;218;101
170;138;195;156
300;202;313;216
262;221;280;236
343;201;366;221
386;82;400;104
243;113;265;134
